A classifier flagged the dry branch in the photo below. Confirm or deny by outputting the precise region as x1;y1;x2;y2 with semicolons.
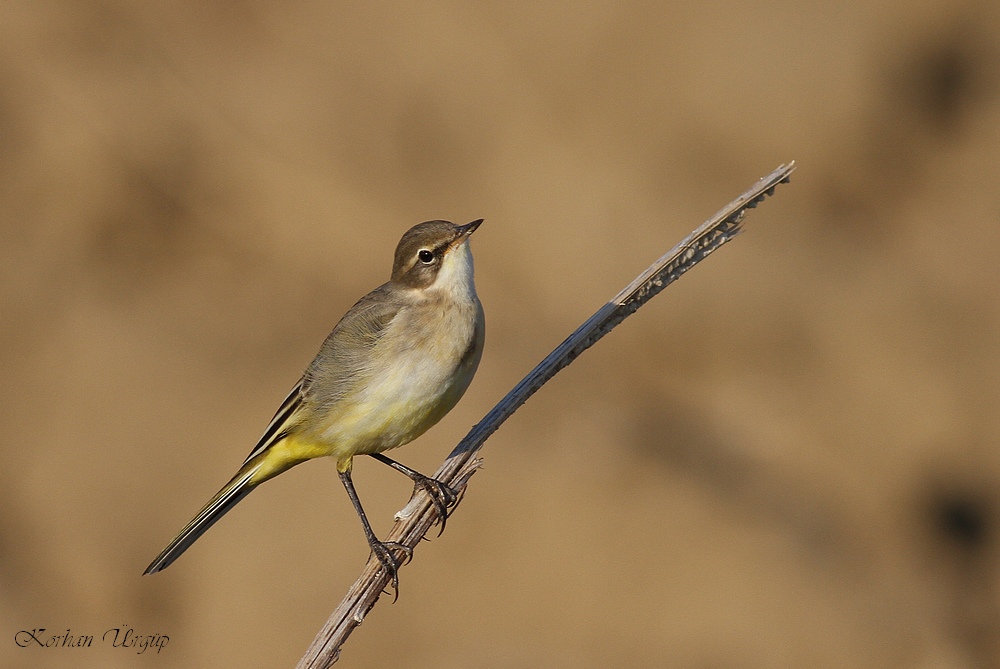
296;161;797;668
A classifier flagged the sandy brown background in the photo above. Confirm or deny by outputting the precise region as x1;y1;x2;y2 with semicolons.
3;1;1000;668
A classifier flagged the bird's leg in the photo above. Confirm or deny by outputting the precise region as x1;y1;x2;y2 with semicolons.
368;453;458;536
338;468;411;601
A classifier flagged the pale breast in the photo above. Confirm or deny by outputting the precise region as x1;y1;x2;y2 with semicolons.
314;293;484;456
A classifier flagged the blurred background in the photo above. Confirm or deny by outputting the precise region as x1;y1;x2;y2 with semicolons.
2;1;1000;667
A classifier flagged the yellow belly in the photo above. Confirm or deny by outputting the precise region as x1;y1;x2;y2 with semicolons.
315;347;476;462
251;342;478;482
251;286;484;482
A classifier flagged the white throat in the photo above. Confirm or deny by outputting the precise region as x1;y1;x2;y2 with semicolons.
429;239;477;304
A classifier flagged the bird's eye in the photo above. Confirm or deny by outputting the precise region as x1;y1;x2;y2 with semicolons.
418;249;434;264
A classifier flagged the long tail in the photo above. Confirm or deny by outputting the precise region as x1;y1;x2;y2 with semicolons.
143;460;263;575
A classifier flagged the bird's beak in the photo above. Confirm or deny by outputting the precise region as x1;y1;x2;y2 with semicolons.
446;219;483;252
455;218;483;238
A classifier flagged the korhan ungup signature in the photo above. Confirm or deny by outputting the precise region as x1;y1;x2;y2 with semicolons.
14;626;169;654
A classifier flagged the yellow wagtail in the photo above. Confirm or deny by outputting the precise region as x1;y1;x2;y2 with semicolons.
144;219;485;590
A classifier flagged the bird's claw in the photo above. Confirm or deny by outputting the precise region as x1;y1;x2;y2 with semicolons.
412;476;459;536
369;540;412;602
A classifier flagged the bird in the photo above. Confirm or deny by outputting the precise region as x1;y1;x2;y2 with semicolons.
144;219;486;593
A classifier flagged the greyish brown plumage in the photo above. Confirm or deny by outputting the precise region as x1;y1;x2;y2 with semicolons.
144;220;486;591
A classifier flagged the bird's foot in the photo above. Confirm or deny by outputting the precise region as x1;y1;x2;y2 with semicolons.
411;476;459;535
369;540;412;602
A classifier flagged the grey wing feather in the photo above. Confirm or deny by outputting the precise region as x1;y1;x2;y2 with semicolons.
242;379;304;464
301;283;405;411
241;283;404;464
